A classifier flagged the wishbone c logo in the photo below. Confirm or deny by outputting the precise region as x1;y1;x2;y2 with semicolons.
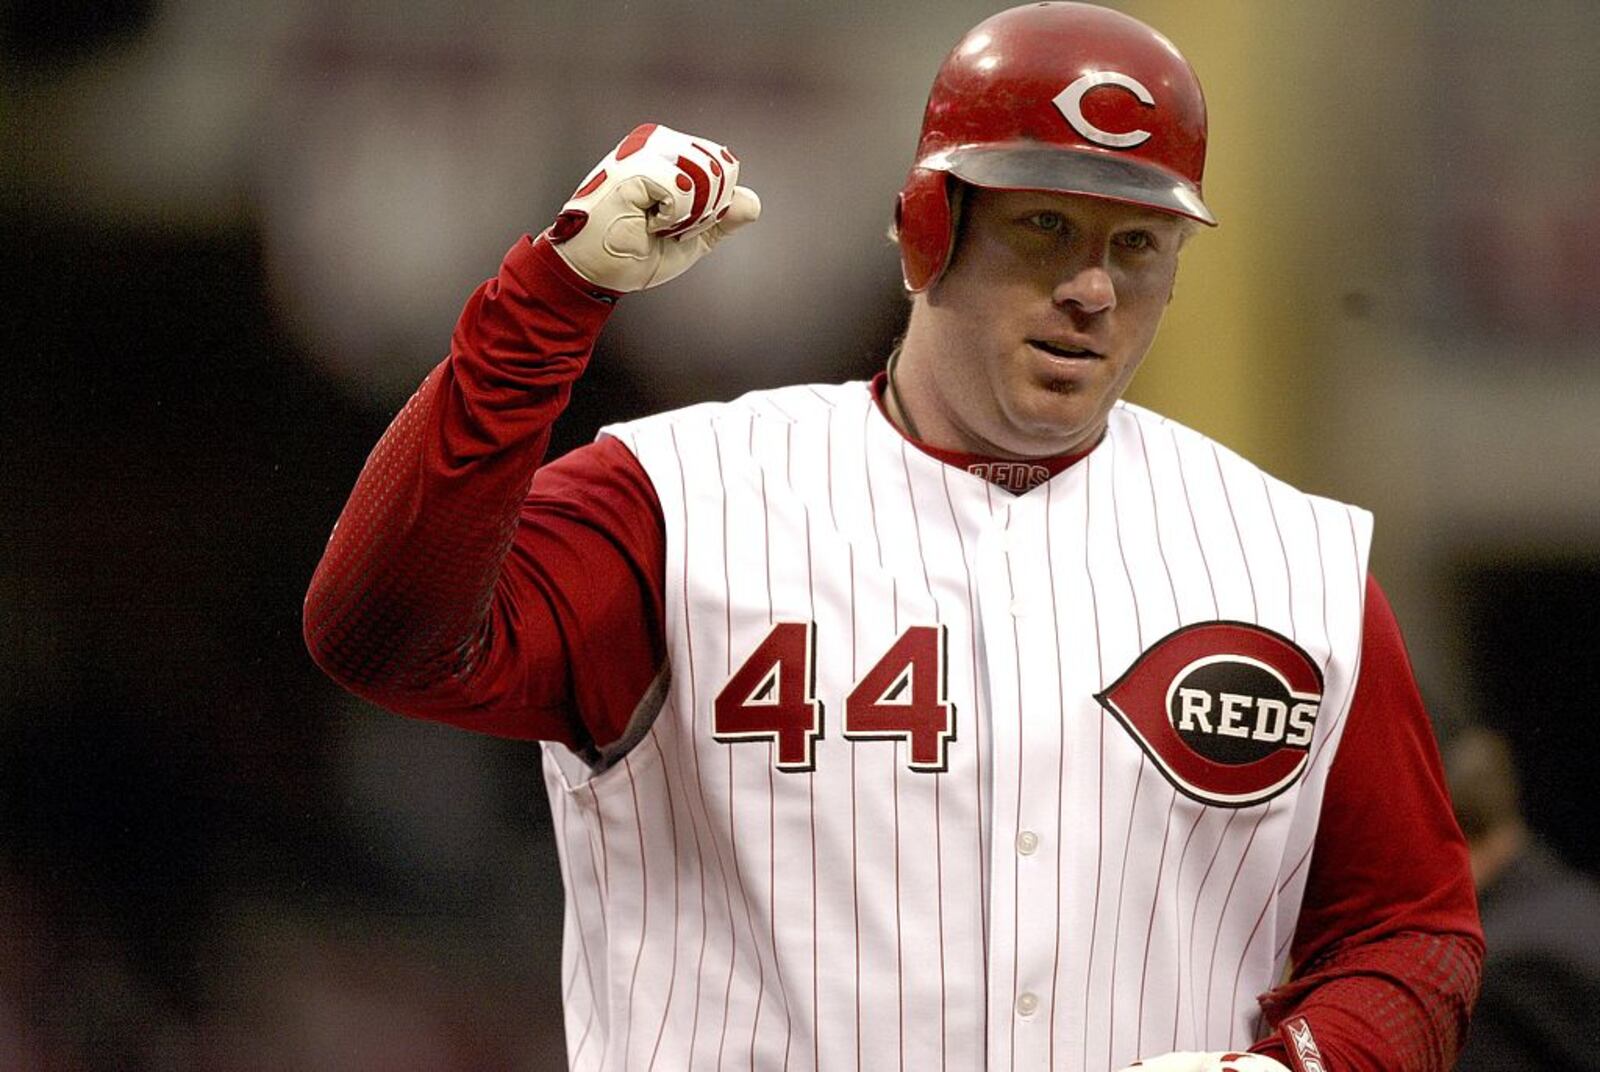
1053;71;1155;149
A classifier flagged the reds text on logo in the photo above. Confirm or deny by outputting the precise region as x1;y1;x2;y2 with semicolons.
965;461;1051;495
1053;71;1155;149
1095;622;1325;807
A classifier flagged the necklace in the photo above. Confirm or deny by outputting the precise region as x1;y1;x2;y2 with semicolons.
885;347;923;442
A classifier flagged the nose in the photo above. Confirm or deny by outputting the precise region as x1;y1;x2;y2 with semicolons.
1052;264;1116;316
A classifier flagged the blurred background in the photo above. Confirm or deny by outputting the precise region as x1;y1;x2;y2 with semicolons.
4;0;1598;1067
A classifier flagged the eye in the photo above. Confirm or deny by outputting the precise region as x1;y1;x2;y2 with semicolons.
1027;211;1068;234
1116;229;1156;252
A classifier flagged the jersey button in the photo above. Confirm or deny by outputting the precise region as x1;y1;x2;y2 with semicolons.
1016;991;1039;1017
1016;830;1040;856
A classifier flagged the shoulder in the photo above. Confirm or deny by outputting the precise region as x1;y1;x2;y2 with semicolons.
1109;401;1373;526
602;381;872;446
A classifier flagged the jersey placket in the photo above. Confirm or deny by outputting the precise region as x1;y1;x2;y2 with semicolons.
975;492;1066;1066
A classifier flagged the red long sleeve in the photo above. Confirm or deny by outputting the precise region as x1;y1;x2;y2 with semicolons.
1250;576;1483;1069
303;234;665;748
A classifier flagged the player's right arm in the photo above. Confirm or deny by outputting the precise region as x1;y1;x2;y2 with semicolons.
1247;576;1483;1070
302;125;758;747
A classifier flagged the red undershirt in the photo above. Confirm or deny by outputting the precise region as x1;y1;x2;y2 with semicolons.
304;234;1481;1069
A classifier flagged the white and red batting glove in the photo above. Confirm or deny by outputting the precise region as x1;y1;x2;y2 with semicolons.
1118;1053;1291;1072
545;123;760;293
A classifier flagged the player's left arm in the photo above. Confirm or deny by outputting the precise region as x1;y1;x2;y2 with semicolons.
1243;574;1483;1071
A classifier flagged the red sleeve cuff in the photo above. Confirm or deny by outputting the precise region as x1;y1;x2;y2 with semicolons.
1252;1015;1332;1071
509;232;627;311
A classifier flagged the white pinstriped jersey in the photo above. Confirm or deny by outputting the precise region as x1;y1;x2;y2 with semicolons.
541;382;1372;1071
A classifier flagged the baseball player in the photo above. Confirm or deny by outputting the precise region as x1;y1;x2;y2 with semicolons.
305;4;1481;1069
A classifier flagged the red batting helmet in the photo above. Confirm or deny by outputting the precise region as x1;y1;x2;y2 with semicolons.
895;2;1216;292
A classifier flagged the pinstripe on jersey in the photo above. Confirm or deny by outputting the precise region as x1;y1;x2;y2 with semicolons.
541;382;1371;1071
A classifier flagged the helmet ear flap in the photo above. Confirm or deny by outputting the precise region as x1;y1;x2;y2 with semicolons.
895;169;955;293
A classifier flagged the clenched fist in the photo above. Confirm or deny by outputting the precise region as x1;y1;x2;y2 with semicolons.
545;123;761;292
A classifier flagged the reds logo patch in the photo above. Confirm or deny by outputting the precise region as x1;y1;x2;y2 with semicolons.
1095;622;1324;808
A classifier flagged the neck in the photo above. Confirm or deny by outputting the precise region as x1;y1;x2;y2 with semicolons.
885;334;1107;461
869;371;1094;495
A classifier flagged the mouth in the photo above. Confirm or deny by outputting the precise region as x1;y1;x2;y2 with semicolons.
1028;339;1102;360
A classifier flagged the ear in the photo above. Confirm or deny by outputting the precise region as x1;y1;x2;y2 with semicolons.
895;169;956;293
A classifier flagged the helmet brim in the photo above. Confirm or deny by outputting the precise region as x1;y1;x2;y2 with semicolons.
927;145;1217;227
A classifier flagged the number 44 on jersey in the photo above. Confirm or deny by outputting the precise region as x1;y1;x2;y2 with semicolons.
713;622;955;774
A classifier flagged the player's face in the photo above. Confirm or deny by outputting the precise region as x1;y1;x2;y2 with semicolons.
900;187;1186;459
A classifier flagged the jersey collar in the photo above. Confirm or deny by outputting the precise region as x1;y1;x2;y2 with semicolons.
868;371;1097;495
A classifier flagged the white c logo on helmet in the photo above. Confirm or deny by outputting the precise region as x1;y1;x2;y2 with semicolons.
1053;72;1155;149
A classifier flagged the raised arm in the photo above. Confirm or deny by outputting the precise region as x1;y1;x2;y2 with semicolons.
303;124;758;744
